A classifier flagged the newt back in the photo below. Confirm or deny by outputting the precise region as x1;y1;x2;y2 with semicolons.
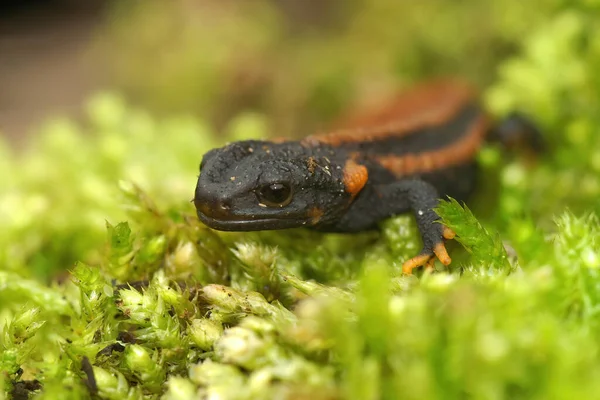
302;80;490;179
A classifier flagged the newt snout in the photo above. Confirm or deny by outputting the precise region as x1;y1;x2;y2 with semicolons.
194;183;233;221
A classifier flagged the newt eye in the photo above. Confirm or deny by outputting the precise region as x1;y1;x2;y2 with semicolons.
256;183;293;207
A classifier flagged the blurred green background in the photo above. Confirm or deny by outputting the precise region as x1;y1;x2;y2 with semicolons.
0;0;553;142
95;0;552;137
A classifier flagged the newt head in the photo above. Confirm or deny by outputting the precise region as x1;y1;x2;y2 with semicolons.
194;140;357;231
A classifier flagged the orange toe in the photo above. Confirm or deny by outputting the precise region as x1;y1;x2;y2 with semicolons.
424;257;437;273
433;243;452;265
402;254;432;275
442;226;456;240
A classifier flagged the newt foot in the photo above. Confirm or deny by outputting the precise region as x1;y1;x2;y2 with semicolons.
402;241;453;275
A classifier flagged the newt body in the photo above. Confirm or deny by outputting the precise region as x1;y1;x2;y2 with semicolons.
193;80;540;273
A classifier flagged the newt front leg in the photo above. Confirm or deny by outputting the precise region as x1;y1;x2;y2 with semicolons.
374;179;456;275
324;177;457;274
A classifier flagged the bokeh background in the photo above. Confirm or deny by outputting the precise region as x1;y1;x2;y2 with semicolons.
0;0;552;144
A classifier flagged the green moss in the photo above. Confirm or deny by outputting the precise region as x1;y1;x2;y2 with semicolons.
3;1;600;399
436;199;511;273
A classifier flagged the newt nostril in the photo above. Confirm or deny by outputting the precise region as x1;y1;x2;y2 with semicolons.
218;201;231;212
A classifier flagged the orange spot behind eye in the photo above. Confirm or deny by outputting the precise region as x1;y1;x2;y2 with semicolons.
343;160;368;198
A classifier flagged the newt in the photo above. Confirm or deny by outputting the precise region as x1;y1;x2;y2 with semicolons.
193;80;542;274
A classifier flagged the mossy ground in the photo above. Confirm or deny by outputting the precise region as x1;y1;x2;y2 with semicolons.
3;1;600;399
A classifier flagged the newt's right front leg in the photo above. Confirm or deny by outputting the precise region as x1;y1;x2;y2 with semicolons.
372;179;456;274
323;178;456;274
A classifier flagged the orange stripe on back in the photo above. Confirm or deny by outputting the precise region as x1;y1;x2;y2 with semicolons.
302;80;476;147
374;114;490;177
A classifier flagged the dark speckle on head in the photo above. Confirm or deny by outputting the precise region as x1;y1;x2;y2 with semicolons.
194;140;354;231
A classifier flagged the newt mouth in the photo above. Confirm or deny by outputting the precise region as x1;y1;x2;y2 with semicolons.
196;209;310;231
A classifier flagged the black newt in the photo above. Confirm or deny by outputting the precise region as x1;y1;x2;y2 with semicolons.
193;80;542;274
